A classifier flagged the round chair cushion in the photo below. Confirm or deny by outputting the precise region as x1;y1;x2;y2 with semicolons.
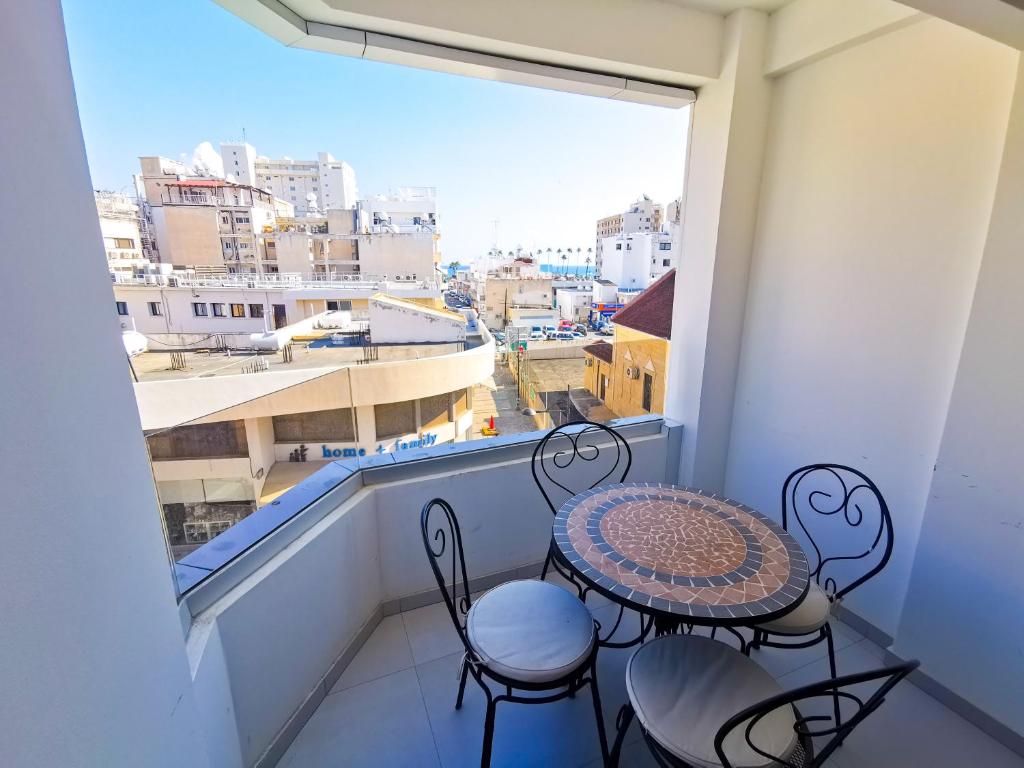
466;580;595;684
756;581;831;636
626;635;798;768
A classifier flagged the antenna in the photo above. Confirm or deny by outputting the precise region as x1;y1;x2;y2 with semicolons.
242;126;247;143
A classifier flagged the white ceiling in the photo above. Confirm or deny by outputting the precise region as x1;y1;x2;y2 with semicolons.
658;0;793;13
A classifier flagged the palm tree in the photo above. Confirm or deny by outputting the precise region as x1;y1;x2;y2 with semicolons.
584;255;592;279
576;247;583;277
560;251;569;274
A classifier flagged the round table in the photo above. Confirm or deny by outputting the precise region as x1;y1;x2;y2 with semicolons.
552;483;809;637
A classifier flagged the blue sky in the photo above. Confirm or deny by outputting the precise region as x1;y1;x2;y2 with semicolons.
62;0;689;265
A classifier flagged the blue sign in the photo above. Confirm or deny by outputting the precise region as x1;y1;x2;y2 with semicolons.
321;445;367;459
376;433;439;454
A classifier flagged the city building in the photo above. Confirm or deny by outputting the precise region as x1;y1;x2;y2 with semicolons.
599;230;674;289
221;143;359;214
259;208;438;282
94;191;149;274
555;285;592;324
112;272;443;348
583;269;674;417
133;299;491;556
136;156;292;274
594;195;664;276
479;274;553;329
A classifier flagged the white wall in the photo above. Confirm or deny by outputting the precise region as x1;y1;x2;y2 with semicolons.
368;298;466;343
0;3;208;765
723;18;1017;635
358;233;436;278
893;54;1024;734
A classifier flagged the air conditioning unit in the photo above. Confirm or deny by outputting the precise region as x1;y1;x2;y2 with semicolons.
625;367;640;379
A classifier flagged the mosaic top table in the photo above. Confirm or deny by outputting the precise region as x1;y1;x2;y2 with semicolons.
552;483;810;628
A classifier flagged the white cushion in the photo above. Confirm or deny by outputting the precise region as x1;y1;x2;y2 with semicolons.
466;580;595;683
626;635;797;768
756;581;831;636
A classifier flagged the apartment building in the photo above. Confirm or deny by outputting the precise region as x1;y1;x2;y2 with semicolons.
95;191;149;274
479;275;554;330
260;207;438;281
220;142;359;214
599;230;675;289
112;272;443;347
593;194;664;276
137;156;291;274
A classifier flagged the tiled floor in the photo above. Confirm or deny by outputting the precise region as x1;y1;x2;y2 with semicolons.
279;574;1024;767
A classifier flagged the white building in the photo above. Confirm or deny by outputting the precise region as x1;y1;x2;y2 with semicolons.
594;195;664;276
599;231;674;289
555;286;593;324
95;191;149;274
221;143;359;215
358;187;438;234
111;272;443;347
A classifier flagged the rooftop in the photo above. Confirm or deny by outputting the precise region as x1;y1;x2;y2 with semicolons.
611;269;675;340
131;341;470;383
582;340;614;364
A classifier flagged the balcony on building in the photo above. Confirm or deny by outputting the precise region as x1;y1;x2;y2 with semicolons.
6;1;1024;768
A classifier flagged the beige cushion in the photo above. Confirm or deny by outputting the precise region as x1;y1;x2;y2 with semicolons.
466;580;595;683
626;635;797;768
757;582;831;636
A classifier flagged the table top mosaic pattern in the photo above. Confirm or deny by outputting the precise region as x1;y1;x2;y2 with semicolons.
553;483;809;624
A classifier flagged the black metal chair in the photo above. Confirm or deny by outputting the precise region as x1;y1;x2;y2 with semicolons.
421;498;609;768
748;464;894;728
531;420;632;589
609;633;918;767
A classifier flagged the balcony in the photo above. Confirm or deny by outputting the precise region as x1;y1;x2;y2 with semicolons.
171;419;1023;768
7;1;1024;767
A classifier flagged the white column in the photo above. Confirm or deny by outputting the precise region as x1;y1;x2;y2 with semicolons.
893;54;1024;736
665;9;773;490
0;3;209;766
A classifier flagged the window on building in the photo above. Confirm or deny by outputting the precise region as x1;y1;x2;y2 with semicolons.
663;259;671;267
249;304;264;318
272;408;356;443
237;216;249;223
230;304;245;317
192;302;208;317
642;372;654;412
419;393;451;431
147;420;249;461
659;242;672;250
114;237;135;249
211;303;226;317
148;301;162;316
374;401;417;440
115;301;128;316
615;243;622;250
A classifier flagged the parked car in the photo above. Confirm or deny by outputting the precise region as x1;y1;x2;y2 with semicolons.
492;331;505;343
573;324;588;335
596;327;614;337
554;331;575;341
529;331;545;341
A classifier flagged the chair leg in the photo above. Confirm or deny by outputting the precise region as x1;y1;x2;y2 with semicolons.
750;628;762;651
455;656;470;710
589;668;610;766
481;697;498;768
609;703;635;768
824;624;842;735
540;544;554;581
